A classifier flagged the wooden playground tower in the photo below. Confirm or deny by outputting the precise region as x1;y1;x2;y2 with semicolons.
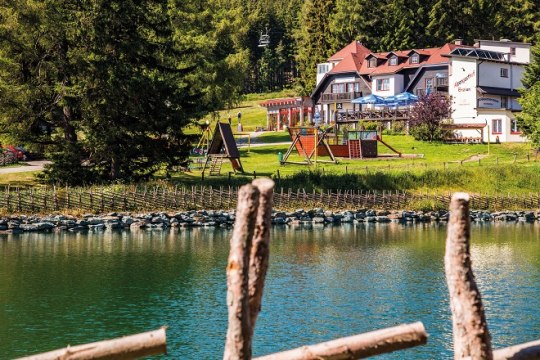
281;126;401;165
201;122;244;176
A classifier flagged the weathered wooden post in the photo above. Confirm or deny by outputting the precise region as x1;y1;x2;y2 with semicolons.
224;183;260;360
445;193;493;360
224;179;275;360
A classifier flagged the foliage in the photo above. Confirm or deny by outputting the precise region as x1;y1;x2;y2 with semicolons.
517;83;540;148
409;94;453;141
294;0;335;95
518;35;540;148
0;0;248;185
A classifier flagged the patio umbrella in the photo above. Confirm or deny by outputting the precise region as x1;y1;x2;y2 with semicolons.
395;92;418;102
351;94;385;104
383;95;399;104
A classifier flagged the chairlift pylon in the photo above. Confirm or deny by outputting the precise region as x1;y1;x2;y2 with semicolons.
258;27;270;47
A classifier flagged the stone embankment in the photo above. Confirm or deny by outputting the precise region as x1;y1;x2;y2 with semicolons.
1;209;540;234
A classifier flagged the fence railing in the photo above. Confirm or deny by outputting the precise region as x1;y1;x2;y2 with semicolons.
1;186;540;213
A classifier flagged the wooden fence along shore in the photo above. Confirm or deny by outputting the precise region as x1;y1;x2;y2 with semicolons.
2;185;540;213
18;181;540;360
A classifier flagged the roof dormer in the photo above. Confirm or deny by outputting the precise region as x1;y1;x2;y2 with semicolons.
366;53;384;68
407;50;429;64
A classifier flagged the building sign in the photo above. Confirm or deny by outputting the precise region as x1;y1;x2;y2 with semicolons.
454;70;475;92
478;97;500;108
336;103;343;110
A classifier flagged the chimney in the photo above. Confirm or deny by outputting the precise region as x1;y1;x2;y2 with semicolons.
453;39;463;46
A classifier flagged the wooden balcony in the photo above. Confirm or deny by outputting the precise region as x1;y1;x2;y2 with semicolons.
436;77;448;87
321;92;363;103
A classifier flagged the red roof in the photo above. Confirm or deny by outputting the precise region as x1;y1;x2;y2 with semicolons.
358;43;466;76
328;41;371;62
260;97;309;108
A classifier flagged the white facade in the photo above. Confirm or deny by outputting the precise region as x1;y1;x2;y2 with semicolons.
448;40;530;143
371;74;404;96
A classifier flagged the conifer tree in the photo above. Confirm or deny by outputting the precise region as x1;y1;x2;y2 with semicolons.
294;0;335;95
495;0;540;43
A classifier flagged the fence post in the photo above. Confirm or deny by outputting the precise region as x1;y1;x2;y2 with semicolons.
54;185;59;211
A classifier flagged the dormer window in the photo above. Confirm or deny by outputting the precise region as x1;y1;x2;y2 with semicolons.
410;54;419;64
368;57;377;68
389;56;398;66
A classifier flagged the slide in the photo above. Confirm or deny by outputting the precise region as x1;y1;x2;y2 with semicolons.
376;135;402;157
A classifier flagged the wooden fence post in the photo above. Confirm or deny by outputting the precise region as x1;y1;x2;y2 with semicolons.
224;184;260;360
445;193;492;360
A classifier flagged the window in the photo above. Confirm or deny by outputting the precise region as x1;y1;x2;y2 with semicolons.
376;78;390;91
317;64;329;74
510;47;516;56
389;56;398;66
331;83;345;93
501;96;508;109
368;58;377;68
492;119;502;134
425;78;434;90
500;68;509;78
354;82;360;92
511;119;521;133
410;54;419;64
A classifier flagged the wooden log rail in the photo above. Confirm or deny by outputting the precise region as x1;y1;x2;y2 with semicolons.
16;327;167;360
253;322;427;360
445;193;540;360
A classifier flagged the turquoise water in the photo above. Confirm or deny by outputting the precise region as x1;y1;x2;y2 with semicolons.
1;223;539;359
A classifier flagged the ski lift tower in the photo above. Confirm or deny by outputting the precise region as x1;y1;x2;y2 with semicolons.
258;27;270;47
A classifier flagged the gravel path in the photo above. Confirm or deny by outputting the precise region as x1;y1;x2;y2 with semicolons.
0;160;51;174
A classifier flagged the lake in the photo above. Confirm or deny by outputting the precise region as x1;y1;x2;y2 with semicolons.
1;223;539;359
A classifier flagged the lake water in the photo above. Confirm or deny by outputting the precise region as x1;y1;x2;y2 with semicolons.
1;223;539;359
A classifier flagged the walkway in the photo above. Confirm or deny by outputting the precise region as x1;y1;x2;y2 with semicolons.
0;160;51;174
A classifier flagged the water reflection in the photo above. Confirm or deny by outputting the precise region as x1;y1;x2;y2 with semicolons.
1;223;539;359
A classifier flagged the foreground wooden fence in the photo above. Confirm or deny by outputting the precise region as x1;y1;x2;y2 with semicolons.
2;185;540;213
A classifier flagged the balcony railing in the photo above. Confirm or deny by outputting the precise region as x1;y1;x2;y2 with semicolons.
436;77;448;87
321;92;363;102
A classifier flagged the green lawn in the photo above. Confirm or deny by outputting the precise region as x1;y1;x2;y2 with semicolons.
175;135;538;195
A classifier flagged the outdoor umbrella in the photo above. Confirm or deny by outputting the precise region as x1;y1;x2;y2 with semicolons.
395;92;418;102
351;94;385;104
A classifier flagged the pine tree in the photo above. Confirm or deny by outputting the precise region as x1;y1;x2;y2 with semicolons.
522;36;540;89
426;0;497;45
495;0;540;43
294;0;335;95
517;35;540;146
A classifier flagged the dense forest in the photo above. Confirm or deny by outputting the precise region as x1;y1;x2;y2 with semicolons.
0;0;539;184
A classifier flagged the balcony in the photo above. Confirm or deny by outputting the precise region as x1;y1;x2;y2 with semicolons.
436;77;448;87
321;92;362;103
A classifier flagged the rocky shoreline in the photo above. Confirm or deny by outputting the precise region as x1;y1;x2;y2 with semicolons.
1;209;540;234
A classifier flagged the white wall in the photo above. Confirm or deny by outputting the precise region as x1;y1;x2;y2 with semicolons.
371;74;403;96
479;62;511;88
449;58;477;123
478;41;530;64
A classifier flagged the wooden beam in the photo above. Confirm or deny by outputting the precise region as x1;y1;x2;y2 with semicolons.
16;327;167;360
253;322;428;360
224;184;260;360
248;179;275;335
464;338;540;360
445;193;493;359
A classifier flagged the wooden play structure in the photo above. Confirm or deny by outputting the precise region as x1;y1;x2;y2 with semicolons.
202;122;244;175
281;127;401;165
281;127;338;165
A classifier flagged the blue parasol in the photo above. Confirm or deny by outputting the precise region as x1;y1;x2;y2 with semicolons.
351;94;385;105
